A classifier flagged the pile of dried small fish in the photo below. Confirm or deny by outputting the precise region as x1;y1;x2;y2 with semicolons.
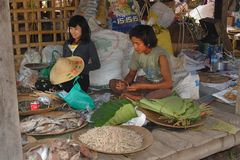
21;111;85;135
21;134;36;146
24;139;94;160
78;126;143;153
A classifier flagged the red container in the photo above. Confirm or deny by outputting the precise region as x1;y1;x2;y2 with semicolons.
30;101;40;110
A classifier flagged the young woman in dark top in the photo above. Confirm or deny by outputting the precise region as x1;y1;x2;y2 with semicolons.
62;15;100;92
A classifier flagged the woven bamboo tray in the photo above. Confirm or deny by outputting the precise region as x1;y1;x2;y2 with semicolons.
23;138;98;159
138;108;204;129
18;91;64;116
72;125;153;154
24;111;88;136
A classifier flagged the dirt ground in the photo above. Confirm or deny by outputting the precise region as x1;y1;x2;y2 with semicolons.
202;145;240;160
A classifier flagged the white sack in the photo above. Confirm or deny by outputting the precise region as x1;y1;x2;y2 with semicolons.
90;29;129;86
174;72;200;99
148;1;175;28
188;2;214;23
41;45;63;64
18;48;41;88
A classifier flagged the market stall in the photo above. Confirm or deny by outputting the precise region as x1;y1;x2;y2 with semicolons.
2;0;240;160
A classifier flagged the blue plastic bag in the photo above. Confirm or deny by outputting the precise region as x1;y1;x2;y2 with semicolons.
63;77;95;110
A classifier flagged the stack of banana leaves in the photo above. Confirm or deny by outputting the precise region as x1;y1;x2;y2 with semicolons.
91;98;137;127
135;96;211;127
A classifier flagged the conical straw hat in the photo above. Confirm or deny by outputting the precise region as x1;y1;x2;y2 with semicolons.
50;56;84;85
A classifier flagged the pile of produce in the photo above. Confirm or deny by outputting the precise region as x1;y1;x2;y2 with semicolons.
137;96;211;127
78;126;143;153
90;98;137;127
223;85;240;101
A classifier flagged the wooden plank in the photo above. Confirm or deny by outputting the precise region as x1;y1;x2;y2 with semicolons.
214;20;233;51
169;117;228;148
211;106;240;129
13;41;64;48
163;138;225;160
152;129;192;151
0;0;22;159
234;131;240;144
222;134;235;149
214;0;228;29
236;67;240;115
10;7;76;13
127;140;176;160
171;130;210;147
199;117;228;139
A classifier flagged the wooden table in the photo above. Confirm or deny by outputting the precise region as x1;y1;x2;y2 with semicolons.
96;98;240;160
30;88;240;160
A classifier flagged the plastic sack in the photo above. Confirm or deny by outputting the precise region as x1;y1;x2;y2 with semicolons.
188;2;214;23
17;48;41;88
181;49;206;72
107;0;140;33
174;72;200;99
147;1;175;28
90;29;129;86
74;0;99;20
62;77;95;110
41;45;63;64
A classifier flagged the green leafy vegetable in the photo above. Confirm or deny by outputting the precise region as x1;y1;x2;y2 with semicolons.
138;96;203;125
91;98;137;127
105;103;137;125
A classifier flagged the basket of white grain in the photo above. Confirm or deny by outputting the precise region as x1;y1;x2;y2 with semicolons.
72;125;153;154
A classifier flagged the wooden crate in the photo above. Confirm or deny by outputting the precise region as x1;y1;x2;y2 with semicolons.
10;0;80;70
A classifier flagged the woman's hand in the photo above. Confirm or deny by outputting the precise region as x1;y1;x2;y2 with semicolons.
116;81;128;91
121;92;143;101
127;83;143;91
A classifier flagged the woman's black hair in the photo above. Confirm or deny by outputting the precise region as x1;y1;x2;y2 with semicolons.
129;25;157;48
68;15;91;44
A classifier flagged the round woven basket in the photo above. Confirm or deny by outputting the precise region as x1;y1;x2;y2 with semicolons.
23;138;98;159
18;92;64;116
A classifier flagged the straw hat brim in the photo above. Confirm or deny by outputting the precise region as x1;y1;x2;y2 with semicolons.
50;56;85;85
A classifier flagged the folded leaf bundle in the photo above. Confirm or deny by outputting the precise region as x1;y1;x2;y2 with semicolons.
91;99;137;127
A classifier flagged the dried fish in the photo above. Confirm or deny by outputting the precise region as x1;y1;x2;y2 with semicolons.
20;111;86;135
25;139;94;160
69;152;81;160
21;119;38;133
25;145;49;160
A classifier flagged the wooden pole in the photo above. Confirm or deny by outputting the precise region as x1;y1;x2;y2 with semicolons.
236;66;240;115
214;0;233;51
0;0;23;159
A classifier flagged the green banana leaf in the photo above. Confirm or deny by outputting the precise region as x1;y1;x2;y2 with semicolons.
105;103;137;125
138;96;201;122
90;98;137;127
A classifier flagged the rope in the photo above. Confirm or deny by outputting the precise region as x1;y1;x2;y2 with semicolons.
139;0;150;20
